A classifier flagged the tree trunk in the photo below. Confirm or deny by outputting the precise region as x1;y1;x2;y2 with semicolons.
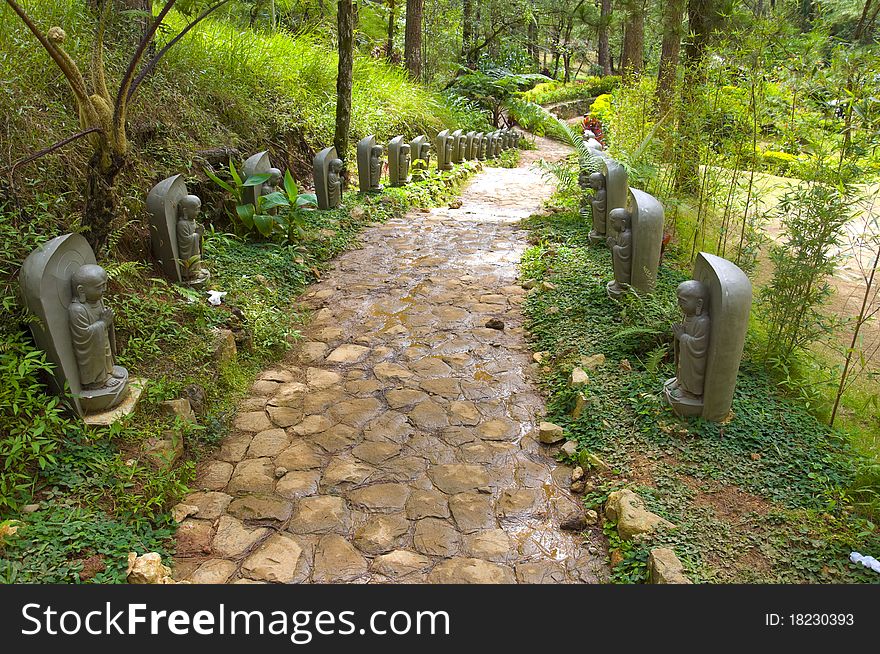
674;0;716;194
335;0;355;179
462;0;475;67
83;148;125;255
528;18;539;68
404;0;423;80
387;0;396;60
621;0;645;77
598;0;612;76
656;0;685;114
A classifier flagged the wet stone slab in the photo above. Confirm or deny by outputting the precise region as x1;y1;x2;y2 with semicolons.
174;136;606;583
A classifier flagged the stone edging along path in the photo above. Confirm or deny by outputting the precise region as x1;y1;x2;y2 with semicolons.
172;135;609;584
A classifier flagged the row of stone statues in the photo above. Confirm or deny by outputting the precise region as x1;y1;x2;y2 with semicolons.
580;146;753;423
20;125;523;421
312;128;521;210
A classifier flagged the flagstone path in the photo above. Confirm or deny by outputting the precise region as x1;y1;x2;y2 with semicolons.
172;135;609;584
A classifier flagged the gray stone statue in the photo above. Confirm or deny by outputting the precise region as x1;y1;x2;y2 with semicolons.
474;133;484;160
313;145;343;210
435;129;453;171
175;195;209;284
410;135;431;169
147;174;209;285
493;131;503;157
606;208;632;298
242;151;273;209
465;131;477;160
586;172;607;245
388;135;411;186
356;135;384;192
451;129;465;164
20;234;131;417
606;188;664;298
663;253;752;421
478;135;488;161
598;154;628;239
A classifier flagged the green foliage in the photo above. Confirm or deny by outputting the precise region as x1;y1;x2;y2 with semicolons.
0;503;175;584
450;68;550;127
0;333;72;511
520;76;620;105
758;182;853;363
519;202;880;583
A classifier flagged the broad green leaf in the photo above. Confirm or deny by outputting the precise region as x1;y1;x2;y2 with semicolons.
236;203;255;229
260;191;291;212
296;193;318;208
283;169;298;201
229;159;242;186
243;173;272;187
205;168;234;194
253;212;276;237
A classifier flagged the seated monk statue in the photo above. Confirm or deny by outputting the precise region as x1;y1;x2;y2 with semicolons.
606;208;632;294
369;145;384;190
68;264;125;390
261;168;283;212
176;194;209;283
399;143;411;182
328;158;343;207
588;172;607;234
668;280;711;400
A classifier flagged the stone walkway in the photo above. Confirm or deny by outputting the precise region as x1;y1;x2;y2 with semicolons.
173;135;608;584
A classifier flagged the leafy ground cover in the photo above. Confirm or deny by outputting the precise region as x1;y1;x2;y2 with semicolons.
519;201;880;583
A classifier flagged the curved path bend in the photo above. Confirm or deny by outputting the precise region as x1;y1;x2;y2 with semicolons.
173;135;608;584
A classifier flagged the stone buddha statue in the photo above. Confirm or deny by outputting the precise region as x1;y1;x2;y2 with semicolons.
398;143;411;183
176;194;210;285
261;168;283;213
606;207;632;297
369;144;384;190
445;138;453;167
68;264;125;390
667;280;711;401
328;158;343;207
588;172;607;240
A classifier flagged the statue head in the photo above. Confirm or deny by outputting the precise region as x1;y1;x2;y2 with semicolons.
608;208;630;232
583;130;595;139
676;279;709;316
178;194;202;220
329;158;343;175
71;264;108;304
400;143;411;162
588;172;605;190
371;145;383;159
267;168;283;186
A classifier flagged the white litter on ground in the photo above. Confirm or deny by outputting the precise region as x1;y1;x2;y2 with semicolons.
850;551;880;573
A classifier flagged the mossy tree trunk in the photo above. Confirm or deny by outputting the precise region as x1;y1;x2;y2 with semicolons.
335;0;355;180
598;0;612;76
656;0;685;115
621;0;645;78
404;0;423;80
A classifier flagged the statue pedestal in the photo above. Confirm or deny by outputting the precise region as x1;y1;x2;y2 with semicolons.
606;280;628;299
83;377;147;426
589;230;605;245
662;377;704;418
79;365;130;413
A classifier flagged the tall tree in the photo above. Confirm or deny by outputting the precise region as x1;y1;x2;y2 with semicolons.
404;0;423;80
386;0;396;60
462;0;475;68
621;0;645;76
598;0;612;76
335;0;355;179
656;0;685;114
